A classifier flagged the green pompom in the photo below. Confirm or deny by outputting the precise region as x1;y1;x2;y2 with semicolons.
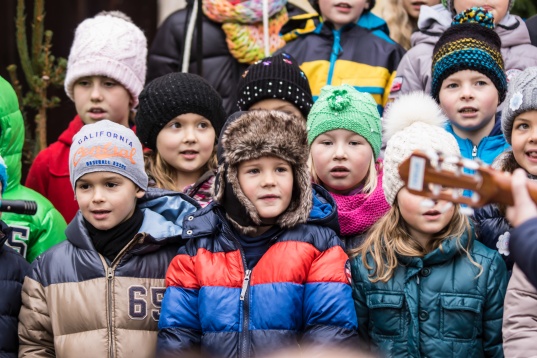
327;89;351;111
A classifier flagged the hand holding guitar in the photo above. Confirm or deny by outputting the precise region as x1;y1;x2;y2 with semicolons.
506;169;537;227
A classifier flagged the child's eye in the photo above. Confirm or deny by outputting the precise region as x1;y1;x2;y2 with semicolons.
276;167;288;173
247;169;260;174
445;83;458;89
321;141;333;146
198;122;210;129
103;80;117;87
105;182;118;188
170;122;181;128
516;123;529;130
475;80;488;86
77;183;90;190
349;141;360;146
77;80;90;87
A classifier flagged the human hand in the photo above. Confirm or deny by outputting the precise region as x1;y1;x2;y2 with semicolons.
506;168;537;227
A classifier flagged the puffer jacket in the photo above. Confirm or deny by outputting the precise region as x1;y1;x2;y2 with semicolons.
351;229;507;357
18;188;199;358
278;12;405;115
445;116;510;165
0;220;29;357
25;115;83;224
157;186;357;357
473;204;513;271
0;76;67;263
502;264;537;357
146;6;247;115
389;4;537;102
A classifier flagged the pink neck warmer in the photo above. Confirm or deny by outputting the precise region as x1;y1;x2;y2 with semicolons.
329;163;390;236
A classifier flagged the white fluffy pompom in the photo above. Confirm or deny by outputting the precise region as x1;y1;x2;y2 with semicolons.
383;91;448;142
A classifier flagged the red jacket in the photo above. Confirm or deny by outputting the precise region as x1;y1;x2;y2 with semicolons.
25;116;83;223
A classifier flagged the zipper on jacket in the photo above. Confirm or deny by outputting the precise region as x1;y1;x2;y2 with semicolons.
107;266;115;358
217;214;253;358
240;270;252;301
327;29;342;86
472;145;477;158
99;233;145;358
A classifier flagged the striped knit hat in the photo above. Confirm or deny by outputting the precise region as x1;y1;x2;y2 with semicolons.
431;7;506;103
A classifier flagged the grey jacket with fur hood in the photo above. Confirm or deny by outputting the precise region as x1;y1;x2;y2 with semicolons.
389;4;537;103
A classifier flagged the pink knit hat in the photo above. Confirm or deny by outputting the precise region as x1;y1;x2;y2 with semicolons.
64;11;147;107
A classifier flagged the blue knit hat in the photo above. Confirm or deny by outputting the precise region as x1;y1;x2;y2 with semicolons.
431;7;506;103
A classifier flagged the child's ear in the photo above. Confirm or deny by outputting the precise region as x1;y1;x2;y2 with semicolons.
135;188;146;199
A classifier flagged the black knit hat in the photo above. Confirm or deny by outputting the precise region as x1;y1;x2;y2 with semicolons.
431;7;506;103
235;53;313;118
135;72;226;150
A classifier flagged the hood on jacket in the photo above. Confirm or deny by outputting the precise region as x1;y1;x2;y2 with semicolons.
309;183;340;235
66;187;199;254
214;110;312;235
0;76;25;192
411;4;452;47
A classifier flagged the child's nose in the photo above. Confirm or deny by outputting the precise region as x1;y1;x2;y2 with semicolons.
90;85;104;101
333;142;347;159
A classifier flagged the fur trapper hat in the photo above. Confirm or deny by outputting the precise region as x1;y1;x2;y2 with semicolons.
383;92;461;205
214;110;312;235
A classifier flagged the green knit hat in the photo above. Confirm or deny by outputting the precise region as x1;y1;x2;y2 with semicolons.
306;85;382;158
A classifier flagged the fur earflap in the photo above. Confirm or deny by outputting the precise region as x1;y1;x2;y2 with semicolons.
383;91;448;142
214;110;312;235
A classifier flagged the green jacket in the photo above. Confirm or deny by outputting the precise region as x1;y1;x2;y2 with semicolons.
0;76;67;262
351;230;507;357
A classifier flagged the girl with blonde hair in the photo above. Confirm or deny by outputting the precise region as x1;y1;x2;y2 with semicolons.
135;72;226;207
350;92;507;357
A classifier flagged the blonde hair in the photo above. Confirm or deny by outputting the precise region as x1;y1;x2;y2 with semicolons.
144;147;218;191
350;200;482;282
372;0;414;50
308;152;379;195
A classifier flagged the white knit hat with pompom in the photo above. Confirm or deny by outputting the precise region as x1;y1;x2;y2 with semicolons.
383;92;461;205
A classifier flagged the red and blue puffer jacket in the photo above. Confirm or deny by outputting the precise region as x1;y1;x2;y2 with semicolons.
157;187;358;357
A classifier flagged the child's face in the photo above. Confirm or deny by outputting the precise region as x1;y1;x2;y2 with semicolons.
511;110;537;176
237;156;294;221
310;129;373;194
318;0;369;30
397;187;455;242
74;76;132;127
249;99;305;121
454;0;509;24
156;113;216;178
402;0;441;21
75;172;145;231
439;70;498;134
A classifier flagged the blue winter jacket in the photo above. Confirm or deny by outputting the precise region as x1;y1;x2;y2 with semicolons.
509;217;537;289
0;220;29;357
157;185;358;357
17;188;199;357
351;228;507;357
445;116;510;165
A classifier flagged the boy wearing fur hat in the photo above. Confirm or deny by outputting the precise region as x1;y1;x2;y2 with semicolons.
389;0;537;102
157;110;357;357
25;11;147;224
432;8;510;164
18;120;199;357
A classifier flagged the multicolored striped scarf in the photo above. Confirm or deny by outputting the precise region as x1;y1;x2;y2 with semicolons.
202;0;288;64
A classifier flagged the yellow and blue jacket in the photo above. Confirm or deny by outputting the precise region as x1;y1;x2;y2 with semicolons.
279;12;405;115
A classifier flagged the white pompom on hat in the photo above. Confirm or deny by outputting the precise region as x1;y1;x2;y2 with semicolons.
383;92;461;205
64;11;147;107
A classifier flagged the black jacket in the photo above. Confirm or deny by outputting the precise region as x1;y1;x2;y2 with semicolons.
147;6;247;115
0;220;30;357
